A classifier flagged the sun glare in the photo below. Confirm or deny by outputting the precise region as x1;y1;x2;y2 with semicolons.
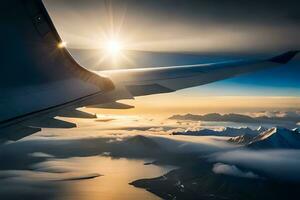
57;41;67;48
105;39;122;55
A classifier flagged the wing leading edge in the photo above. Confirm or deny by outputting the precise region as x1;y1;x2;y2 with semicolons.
100;51;299;96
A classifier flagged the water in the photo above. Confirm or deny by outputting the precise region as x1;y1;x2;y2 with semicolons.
54;156;175;200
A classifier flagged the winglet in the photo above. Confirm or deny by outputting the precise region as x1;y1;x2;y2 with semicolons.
269;50;299;64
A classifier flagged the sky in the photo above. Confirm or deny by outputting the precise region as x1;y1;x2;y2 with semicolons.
43;0;300;113
44;0;300;53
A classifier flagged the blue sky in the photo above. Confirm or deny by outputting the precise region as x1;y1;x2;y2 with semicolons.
198;58;300;96
128;52;300;97
156;52;300;97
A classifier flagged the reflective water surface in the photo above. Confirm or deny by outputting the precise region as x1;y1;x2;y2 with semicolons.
53;156;175;200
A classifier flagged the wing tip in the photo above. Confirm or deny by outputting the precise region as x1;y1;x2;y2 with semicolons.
269;50;299;64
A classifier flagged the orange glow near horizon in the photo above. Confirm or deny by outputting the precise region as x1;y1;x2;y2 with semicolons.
84;94;300;118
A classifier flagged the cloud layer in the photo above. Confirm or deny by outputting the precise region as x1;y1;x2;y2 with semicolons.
210;149;300;182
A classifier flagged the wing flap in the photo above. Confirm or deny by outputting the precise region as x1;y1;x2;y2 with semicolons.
0;125;41;142
89;102;134;109
55;108;96;119
23;118;76;129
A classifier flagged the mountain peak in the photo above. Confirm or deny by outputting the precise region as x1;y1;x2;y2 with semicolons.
248;127;300;149
292;128;300;133
257;126;268;132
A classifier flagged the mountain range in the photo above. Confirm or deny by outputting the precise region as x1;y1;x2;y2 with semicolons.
173;126;300;149
169;113;300;126
246;127;300;149
172;126;267;137
227;127;300;148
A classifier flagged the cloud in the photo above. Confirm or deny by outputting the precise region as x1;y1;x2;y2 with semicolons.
29;152;55;158
210;149;300;182
106;138;123;143
250;110;300;118
0;168;101;200
1;112;299;200
55;173;101;181
0;132;230;172
212;163;260;179
0;178;59;200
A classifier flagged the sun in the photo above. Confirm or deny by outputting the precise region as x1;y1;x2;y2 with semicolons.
97;36;135;67
57;41;67;48
105;39;122;55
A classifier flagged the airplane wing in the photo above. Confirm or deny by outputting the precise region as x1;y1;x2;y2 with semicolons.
0;0;298;142
99;50;299;96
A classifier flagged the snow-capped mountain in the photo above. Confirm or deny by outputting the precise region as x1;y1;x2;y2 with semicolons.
247;127;300;149
257;126;268;133
173;127;266;137
292;128;300;132
228;127;300;148
227;134;253;145
227;126;268;144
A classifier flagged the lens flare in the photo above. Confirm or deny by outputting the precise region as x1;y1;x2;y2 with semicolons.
105;39;122;55
57;41;67;48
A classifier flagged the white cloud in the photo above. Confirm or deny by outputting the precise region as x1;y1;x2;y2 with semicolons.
210;149;300;182
212;163;260;179
28;152;54;158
